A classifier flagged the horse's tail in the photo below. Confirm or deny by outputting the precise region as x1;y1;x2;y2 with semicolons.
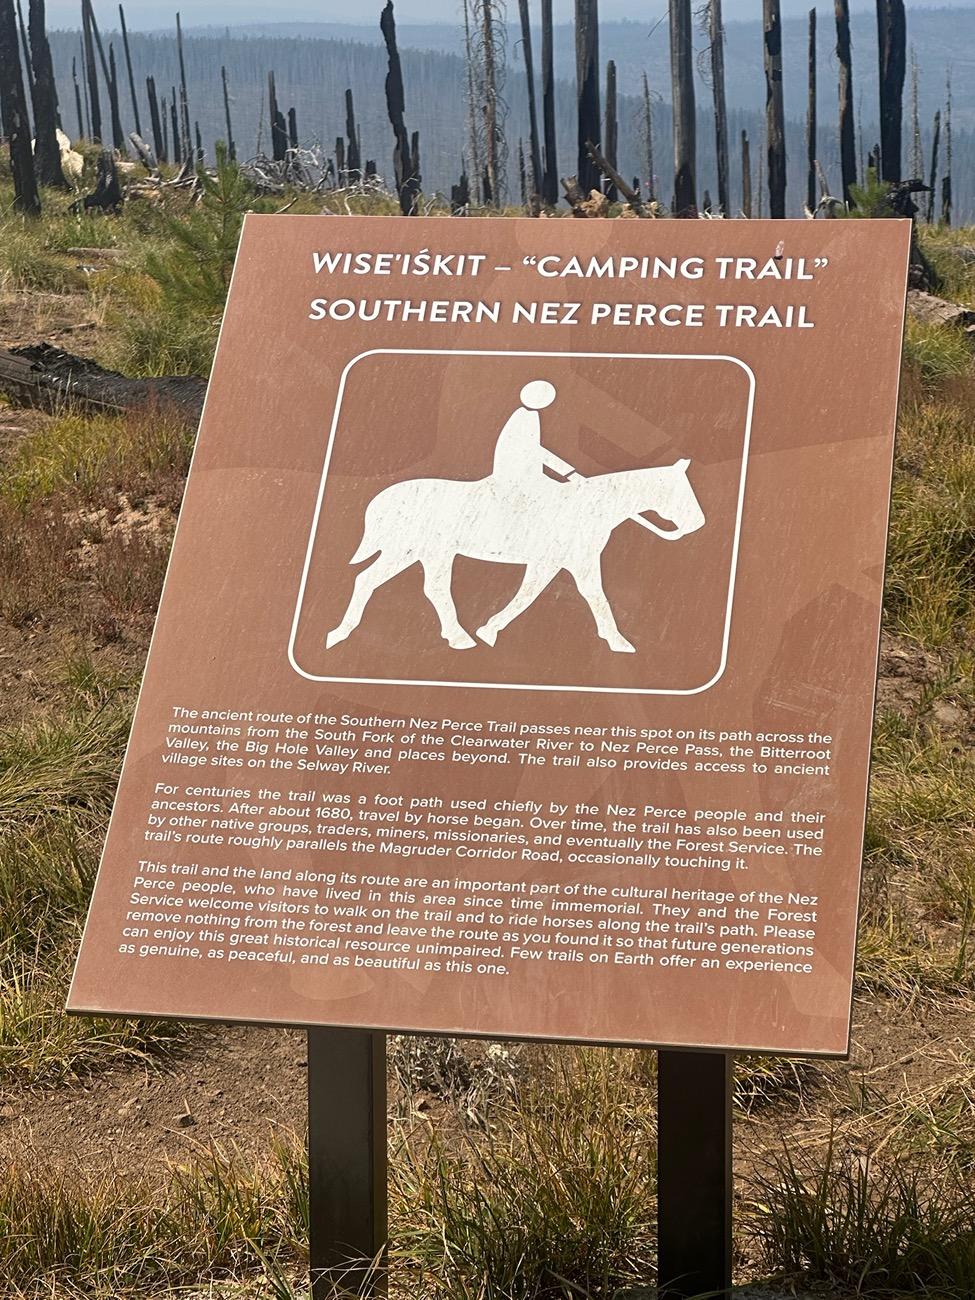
350;523;380;564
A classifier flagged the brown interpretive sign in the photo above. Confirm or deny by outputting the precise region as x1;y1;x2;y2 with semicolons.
69;216;911;1055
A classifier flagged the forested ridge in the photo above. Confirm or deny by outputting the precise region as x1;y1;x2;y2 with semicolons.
47;9;975;218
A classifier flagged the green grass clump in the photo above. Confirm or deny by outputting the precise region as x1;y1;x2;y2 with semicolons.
902;318;973;390
750;1137;975;1296
0;1141;307;1296
2;408;194;507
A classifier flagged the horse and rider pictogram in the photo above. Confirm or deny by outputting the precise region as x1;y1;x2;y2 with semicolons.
326;380;707;656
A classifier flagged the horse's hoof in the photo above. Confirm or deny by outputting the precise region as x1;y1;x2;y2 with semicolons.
607;637;636;653
475;625;498;647
447;631;477;650
326;627;348;649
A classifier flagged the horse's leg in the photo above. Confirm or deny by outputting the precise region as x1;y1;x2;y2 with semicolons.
476;563;559;646
326;551;414;648
420;555;476;649
568;556;635;653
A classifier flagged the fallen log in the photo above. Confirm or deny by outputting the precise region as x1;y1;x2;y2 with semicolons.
0;344;206;421
906;290;975;335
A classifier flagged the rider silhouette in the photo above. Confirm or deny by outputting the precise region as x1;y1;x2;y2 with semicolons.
492;381;577;483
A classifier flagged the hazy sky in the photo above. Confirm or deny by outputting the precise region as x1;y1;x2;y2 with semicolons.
44;0;975;31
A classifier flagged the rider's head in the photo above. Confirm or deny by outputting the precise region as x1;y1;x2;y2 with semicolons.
520;380;556;411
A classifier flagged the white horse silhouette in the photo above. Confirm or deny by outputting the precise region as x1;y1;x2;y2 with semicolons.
326;459;705;654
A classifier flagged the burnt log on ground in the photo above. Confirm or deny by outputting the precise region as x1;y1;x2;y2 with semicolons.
0;344;206;422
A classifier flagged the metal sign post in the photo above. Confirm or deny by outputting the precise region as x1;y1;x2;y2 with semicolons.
308;1028;388;1297
657;1050;734;1299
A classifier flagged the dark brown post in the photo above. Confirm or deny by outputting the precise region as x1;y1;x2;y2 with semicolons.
28;0;68;188
81;0;101;143
763;0;786;217
806;8;816;213
741;128;751;216
118;3;140;137
575;0;600;194
541;0;557;205
604;58;617;200
708;0;729;216
926;109;939;223
669;0;697;216
876;0;905;182
835;0;856;205
380;0;421;215
516;0;541;200
658;1051;733;1299
220;65;234;160
307;1029;387;1297
0;0;40;212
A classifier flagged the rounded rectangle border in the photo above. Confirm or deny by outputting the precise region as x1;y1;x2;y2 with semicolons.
290;348;755;695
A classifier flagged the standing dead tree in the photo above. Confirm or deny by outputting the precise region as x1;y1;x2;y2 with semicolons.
835;0;856;205
28;0;68;188
72;54;83;138
345;88;361;179
876;0;905;182
909;48;921;179
941;68;951;226
175;11;191;163
380;0;421;214
926;108;939;223
540;0;557;205
763;0;786;217
741;128;751;216
220;65;234;160
479;0;505;205
806;8;816;214
575;0;600;194
15;0;33;116
267;72;287;161
516;0;541;201
640;71;655;202
461;0;482;202
604;58;617;201
0;0;40;212
84;1;125;153
118;3;140;138
669;0;696;215
81;0;101;143
707;0;729;216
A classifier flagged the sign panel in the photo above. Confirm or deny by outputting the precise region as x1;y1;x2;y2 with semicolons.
69;216;910;1054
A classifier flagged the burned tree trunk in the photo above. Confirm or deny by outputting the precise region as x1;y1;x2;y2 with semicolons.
480;0;501;206
81;0;101;143
287;106;298;151
267;72;287;161
604;58;617;201
107;45;125;152
461;0;482;204
516;0;541;200
741;128;751;216
641;71;655;202
345;88;361;177
876;0;905;182
763;0;786;217
220;66;234;160
669;0;697;216
0;0;40;212
926;109;939;223
118;4;141;138
575;0;600;194
380;0;421;215
541;0;557;206
708;0;729;216
175;11;191;161
72;55;83;139
28;0;68;188
835;0;856;205
941;71;951;226
15;0;34;116
806;7;816;213
169;90;180;164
